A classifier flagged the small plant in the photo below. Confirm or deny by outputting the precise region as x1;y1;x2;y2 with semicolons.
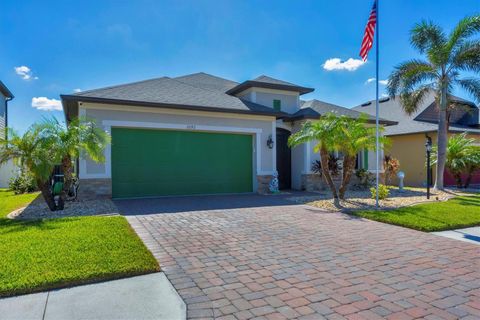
370;184;389;200
311;160;322;175
9;171;37;194
384;155;400;185
355;168;374;189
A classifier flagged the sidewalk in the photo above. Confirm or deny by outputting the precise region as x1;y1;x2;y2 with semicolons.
432;226;480;245
0;273;186;320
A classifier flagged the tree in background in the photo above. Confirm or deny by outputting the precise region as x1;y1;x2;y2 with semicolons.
387;15;480;190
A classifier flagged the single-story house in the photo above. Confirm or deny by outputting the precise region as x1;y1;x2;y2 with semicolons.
61;73;394;199
0;81;16;188
353;91;480;187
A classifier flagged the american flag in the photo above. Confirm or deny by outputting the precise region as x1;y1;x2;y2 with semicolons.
359;0;377;61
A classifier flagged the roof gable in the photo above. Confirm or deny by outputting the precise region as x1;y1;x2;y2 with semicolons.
225;75;314;96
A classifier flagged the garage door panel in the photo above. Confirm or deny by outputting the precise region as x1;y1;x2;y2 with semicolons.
111;128;253;198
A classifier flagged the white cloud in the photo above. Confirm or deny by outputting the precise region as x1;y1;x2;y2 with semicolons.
31;97;62;111
73;88;82;93
323;58;365;71
364;78;389;85
14;66;38;80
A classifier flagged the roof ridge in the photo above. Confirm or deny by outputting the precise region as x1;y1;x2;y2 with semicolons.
175;72;238;84
74;76;171;96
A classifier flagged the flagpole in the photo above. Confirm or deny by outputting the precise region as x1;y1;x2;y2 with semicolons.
375;0;380;208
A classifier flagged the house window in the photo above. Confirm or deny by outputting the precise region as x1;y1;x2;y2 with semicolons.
273;99;281;111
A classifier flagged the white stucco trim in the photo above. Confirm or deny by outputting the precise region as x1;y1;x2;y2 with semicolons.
80;119;265;180
271;121;277;172
301;141;312;174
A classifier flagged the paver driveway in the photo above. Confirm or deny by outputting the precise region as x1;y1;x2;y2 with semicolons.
118;194;480;320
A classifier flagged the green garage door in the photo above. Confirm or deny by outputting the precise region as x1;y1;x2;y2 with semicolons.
111;128;253;198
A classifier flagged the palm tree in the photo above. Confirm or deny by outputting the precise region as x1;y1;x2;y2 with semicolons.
288;113;340;199
288;113;384;200
387;15;480;190
0;126;58;210
431;133;480;188
38;117;110;209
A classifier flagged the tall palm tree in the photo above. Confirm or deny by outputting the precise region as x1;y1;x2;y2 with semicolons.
0;126;58;210
387;15;480;190
288;113;384;200
38;117;110;209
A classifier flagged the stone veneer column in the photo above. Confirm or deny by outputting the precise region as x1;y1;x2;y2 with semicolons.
256;175;273;194
301;174;324;191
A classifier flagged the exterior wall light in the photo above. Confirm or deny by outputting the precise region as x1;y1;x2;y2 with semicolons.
267;135;274;149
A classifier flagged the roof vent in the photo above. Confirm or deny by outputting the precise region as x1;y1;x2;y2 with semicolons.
379;97;390;103
361;101;372;106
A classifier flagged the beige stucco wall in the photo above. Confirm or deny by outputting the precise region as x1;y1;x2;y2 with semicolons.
386;132;480;187
79;102;277;192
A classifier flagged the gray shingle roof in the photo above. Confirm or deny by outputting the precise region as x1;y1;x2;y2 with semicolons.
225;75;314;96
352;92;480;135
62;74;283;117
285;99;396;125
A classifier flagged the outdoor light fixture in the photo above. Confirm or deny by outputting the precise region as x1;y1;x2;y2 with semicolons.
425;135;432;199
267;135;274;149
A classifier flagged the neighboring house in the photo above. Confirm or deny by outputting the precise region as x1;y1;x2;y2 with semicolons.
353;91;480;187
61;73;394;199
0;81;15;188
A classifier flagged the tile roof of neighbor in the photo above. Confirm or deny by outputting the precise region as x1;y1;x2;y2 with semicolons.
283;99;397;125
225;75;314;96
62;73;284;117
352;92;480;136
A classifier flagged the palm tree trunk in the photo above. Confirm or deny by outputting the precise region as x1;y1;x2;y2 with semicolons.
339;155;355;199
434;87;448;190
37;179;57;211
320;147;338;199
57;155;74;209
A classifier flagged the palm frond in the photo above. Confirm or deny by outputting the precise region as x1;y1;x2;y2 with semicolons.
447;15;480;52
456;78;480;103
451;40;480;73
410;20;447;54
399;85;432;115
387;59;437;97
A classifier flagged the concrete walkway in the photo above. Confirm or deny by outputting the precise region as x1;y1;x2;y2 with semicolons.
432;226;480;245
0;273;186;320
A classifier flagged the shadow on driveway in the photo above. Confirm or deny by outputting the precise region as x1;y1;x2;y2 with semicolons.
115;191;320;215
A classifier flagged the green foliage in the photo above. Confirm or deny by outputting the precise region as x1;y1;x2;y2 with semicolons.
370;184;389;200
289;113;389;199
354;168;375;189
355;194;480;232
8;171;37;194
431;133;480;187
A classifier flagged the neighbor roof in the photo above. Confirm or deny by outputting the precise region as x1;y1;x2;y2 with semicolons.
0;81;14;99
284;99;397;125
61;73;285;121
225;75;314;96
352;92;480;136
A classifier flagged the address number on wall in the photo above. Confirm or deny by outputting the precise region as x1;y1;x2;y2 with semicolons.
186;124;196;130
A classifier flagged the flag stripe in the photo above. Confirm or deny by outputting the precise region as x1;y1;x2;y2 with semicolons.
359;1;377;61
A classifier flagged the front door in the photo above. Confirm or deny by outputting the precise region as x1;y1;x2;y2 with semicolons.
276;128;291;190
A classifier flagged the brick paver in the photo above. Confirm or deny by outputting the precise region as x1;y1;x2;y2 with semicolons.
122;196;480;319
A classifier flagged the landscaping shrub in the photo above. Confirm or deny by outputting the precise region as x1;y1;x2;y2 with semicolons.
384;155;400;185
9;171;37;194
370;184;389;200
354;168;375;189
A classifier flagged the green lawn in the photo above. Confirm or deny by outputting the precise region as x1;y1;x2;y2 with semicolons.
354;194;480;232
0;189;40;218
0;189;160;297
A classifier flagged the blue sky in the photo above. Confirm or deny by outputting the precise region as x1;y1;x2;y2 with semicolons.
1;0;479;132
